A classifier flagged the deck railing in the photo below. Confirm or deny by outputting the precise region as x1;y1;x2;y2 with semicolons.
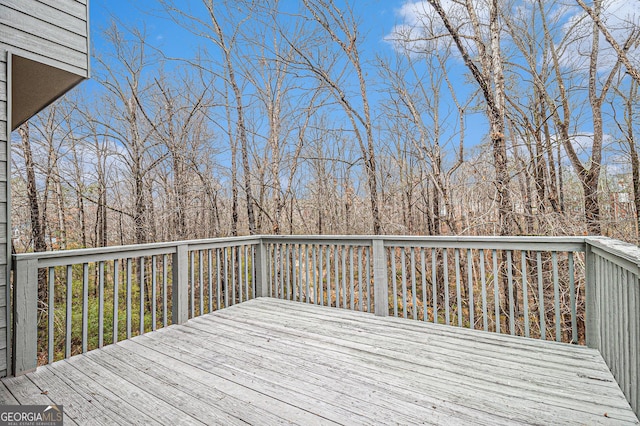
10;235;640;415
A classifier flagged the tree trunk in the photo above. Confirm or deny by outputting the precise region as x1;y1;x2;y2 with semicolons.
19;123;47;253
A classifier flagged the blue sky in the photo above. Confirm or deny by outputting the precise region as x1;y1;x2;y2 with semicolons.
90;0;406;61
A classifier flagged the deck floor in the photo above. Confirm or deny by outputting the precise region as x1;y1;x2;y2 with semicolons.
0;298;637;425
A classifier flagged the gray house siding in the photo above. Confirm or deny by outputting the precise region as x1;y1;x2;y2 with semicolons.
0;0;89;76
0;0;89;376
0;52;7;377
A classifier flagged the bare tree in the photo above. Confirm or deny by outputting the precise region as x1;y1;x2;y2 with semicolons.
280;0;383;234
576;0;640;84
16;123;47;253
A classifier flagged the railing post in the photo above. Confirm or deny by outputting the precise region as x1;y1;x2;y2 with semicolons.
254;239;268;298
373;238;388;317
172;244;189;325
584;241;599;349
12;258;38;376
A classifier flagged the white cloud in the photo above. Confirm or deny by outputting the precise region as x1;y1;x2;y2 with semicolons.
384;0;490;56
559;0;640;73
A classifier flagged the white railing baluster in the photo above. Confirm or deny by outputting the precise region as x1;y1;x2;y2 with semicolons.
291;245;300;302
411;248;416;320
391;247;397;317
508;251;515;335
244;245;249;302
299;244;304;302
467;249;474;329
341;245;347;308
126;258;132;339
231;247;236;305
349;246;355;309
366;246;371;313
568;252;576;343
552;251;560;341
334;245;339;308
82;262;89;353
306;245;311;304
48;267;54;363
207;250;213;313
442;249;448;325
286;244;291;300
492;250;499;334
328;245;334;307
224;247;229;308
140;257;145;334
216;248;222;309
319;245;325;306
455;249;462;327
66;264;72;358
537;251;544;339
151;256;157;331
190;251;195;317
199;250;204;315
521;251;529;338
480;249;488;332
420;249;426;321
98;261;104;346
358;247;363;312
313;245;318;305
113;259;119;343
162;255;167;327
401;248;407;319
277;244;282;300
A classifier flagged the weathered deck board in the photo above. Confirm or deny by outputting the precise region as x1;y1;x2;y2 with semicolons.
1;298;638;425
203;302;635;423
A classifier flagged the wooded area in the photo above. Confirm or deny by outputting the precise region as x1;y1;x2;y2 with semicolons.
10;0;640;253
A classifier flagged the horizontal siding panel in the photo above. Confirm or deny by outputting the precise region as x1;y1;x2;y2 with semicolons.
0;202;5;223
0;182;6;203
0;141;5;162
35;0;87;21
2;0;87;37
0;42;86;77
1;9;87;50
0;59;5;83
0;84;5;101
0;29;87;70
0;122;5;141
0;101;4;120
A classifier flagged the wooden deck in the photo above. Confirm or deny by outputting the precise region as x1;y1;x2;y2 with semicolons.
0;298;637;425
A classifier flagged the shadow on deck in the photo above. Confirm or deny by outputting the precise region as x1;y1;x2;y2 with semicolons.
0;298;637;425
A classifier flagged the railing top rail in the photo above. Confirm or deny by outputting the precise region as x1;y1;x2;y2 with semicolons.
262;235;586;251
586;237;640;269
260;234;586;242
11;234;591;268
379;236;585;251
12;235;262;267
